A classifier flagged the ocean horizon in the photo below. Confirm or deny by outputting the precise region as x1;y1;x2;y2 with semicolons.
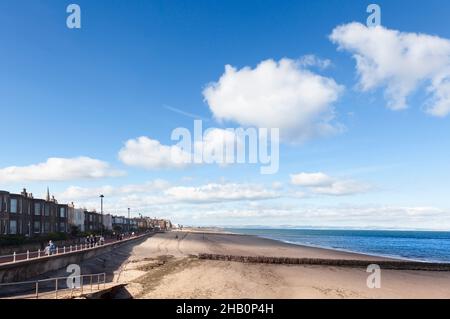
226;228;450;263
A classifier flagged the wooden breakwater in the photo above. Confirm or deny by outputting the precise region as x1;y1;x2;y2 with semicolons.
198;254;450;271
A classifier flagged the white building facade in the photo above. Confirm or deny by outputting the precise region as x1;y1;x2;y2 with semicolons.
68;206;85;232
102;214;113;231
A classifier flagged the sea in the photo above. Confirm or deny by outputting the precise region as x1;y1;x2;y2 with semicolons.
226;228;450;263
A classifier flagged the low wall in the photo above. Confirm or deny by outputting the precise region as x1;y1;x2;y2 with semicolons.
198;254;450;271
0;233;153;283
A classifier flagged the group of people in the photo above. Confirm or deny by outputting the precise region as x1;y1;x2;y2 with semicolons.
43;232;137;256
85;234;105;247
113;232;125;241
114;231;136;241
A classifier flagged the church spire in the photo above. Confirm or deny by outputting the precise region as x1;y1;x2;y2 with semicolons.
46;187;50;202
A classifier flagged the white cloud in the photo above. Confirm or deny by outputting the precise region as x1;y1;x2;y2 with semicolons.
164;183;279;203
203;58;344;142
59;179;170;201
118;136;191;169
188;204;450;230
330;22;450;116
119;128;255;169
311;180;371;196
194;128;242;165
58;181;279;213
0;157;124;183
290;172;333;187
290;172;371;196
55;179;450;230
298;54;332;69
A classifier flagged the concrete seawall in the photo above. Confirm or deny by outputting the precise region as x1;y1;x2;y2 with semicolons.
0;233;153;283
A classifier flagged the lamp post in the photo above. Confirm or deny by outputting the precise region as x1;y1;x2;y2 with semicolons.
100;195;104;236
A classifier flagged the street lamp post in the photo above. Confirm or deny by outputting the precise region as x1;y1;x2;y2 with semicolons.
128;207;130;232
100;195;104;236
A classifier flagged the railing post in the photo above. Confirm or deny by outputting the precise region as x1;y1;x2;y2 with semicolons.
56;247;59;255
38;249;41;258
75;244;77;251
26;250;30;260
35;282;39;299
55;279;58;299
13;252;16;263
70;245;72;252
63;246;66;254
104;273;106;289
97;274;100;290
90;275;93;291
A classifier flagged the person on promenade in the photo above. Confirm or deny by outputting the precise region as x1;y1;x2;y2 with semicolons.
45;240;56;255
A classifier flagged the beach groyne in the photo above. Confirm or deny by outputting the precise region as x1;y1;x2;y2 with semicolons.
198;253;450;271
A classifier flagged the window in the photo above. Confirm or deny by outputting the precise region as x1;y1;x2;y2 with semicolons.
0;196;4;212
34;203;41;216
59;207;66;218
10;199;18;214
34;221;41;233
45;205;50;216
44;222;50;233
59;222;66;232
9;220;17;234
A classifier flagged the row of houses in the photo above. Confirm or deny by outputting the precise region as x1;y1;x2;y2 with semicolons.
0;188;172;237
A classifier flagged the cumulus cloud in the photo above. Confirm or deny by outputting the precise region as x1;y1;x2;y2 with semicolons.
203;58;344;142
118;128;266;169
0;157;124;183
330;22;450;116
290;172;371;196
118;136;191;169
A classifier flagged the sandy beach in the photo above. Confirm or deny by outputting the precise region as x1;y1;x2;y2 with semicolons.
102;230;450;299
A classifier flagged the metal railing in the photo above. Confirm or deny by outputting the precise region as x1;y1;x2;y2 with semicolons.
0;242;107;265
0;232;147;265
0;273;107;299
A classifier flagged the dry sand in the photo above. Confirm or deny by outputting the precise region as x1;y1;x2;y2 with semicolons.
113;231;450;299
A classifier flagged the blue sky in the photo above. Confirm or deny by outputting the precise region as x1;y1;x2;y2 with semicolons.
1;0;450;229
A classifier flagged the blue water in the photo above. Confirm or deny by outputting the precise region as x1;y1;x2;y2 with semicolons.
226;228;450;263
